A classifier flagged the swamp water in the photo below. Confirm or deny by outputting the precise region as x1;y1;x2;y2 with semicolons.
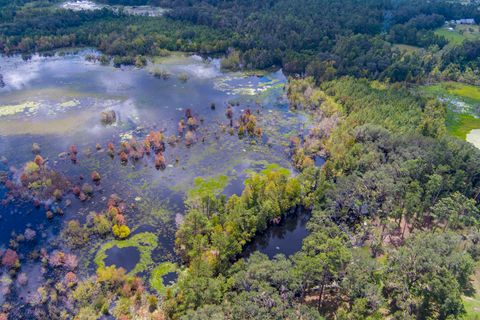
0;50;313;305
60;0;168;17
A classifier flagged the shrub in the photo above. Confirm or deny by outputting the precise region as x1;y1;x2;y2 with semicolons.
91;171;101;182
2;249;19;269
82;183;93;196
53;189;63;201
34;155;44;166
112;225;131;239
17;273;28;286
24;162;39;174
64;272;78;287
93;214;111;236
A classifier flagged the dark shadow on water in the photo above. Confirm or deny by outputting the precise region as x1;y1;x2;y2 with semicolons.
223;175;244;197
104;246;140;273
243;208;310;259
162;271;178;286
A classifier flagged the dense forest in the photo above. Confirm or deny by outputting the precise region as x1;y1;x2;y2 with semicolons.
1;0;480;82
2;0;480;319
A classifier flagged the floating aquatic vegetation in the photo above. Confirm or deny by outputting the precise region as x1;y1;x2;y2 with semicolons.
119;131;134;142
0;102;39;117
440;97;474;114
57;99;80;109
94;232;158;275
214;74;284;96
0;50;310;318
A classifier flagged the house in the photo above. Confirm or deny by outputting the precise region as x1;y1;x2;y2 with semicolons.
451;18;476;25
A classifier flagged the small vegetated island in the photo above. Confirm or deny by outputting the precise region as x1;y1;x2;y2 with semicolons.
2;0;480;319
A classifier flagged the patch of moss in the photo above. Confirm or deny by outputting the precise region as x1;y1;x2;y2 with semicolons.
149;262;178;295
95;232;158;275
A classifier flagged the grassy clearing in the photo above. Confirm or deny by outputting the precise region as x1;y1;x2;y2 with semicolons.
436;28;467;44
448;83;480;102
463;264;480;319
446;111;480;139
421;82;480;103
419;82;480;140
393;44;422;53
435;25;480;45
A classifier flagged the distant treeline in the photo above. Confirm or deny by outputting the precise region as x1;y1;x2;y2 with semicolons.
1;0;480;81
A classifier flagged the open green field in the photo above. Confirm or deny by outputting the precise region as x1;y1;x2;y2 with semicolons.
393;43;422;53
419;82;480;139
422;81;480;105
435;24;480;45
446;112;480;139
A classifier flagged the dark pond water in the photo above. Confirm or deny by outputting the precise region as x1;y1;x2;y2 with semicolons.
162;271;178;286
243;209;311;259
104;246;141;273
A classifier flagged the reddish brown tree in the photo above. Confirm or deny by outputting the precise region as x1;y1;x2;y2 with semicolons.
2;249;19;269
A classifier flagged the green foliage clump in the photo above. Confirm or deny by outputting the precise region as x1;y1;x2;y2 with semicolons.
323;78;445;137
112;224;131;239
186;175;228;214
176;165;302;268
93;213;112;237
24;161;39;174
62;220;89;248
384;232;475;319
70;265;157;319
220;50;241;71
